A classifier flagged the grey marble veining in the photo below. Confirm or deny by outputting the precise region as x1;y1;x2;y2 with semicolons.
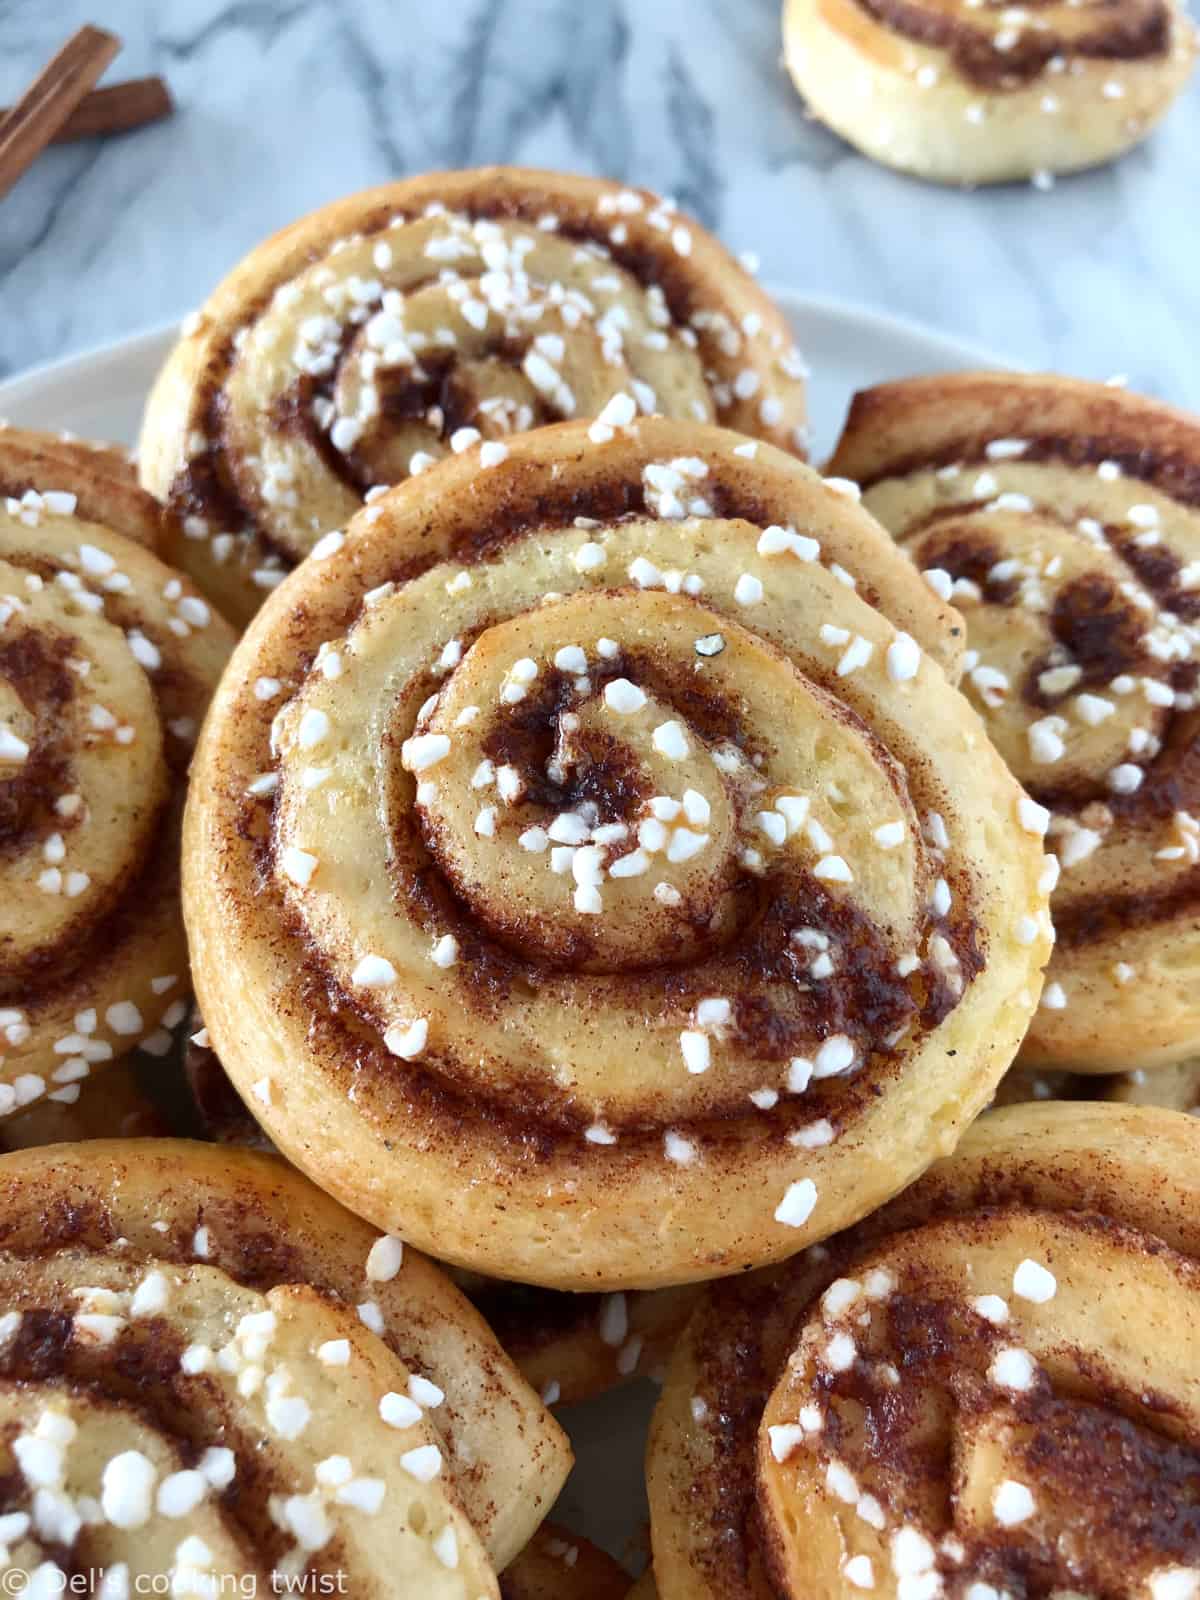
1;0;1198;406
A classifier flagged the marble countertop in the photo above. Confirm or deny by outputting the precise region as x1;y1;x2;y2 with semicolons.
2;0;1198;407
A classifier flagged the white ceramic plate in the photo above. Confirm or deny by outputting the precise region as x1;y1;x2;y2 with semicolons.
0;293;1008;1572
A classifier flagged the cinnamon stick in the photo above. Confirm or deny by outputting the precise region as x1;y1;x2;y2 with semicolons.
0;77;173;145
0;25;121;201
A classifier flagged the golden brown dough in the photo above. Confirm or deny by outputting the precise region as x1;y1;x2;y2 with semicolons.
648;1101;1200;1599
0;435;234;1118
185;1011;697;1402
829;372;1200;1071
184;413;1049;1289
0;1139;570;1571
782;0;1197;185
138;166;808;626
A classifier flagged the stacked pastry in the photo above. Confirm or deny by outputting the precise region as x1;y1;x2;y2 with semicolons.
3;165;1198;1594
0;1140;569;1585
166;168;1051;1577
827;373;1200;1113
648;1103;1200;1597
184;1012;701;1404
0;168;825;1592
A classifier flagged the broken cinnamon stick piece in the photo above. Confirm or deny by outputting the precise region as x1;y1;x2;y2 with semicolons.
0;25;122;201
0;77;173;144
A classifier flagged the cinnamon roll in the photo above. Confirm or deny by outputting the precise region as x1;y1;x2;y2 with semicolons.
138;166;809;628
0;1139;570;1572
1;438;234;1119
782;0;1197;184
184;413;1050;1288
828;373;1200;1071
185;1012;698;1401
648;1100;1200;1599
501;1524;630;1600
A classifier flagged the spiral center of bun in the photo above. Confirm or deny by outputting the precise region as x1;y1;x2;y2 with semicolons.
908;505;1186;815
412;595;748;973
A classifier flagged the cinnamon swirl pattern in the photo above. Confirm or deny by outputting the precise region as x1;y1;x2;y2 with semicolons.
782;0;1197;184
648;1101;1200;1600
829;373;1200;1071
185;1013;698;1403
138;166;809;627
184;413;1050;1289
0;437;234;1119
0;1140;570;1575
